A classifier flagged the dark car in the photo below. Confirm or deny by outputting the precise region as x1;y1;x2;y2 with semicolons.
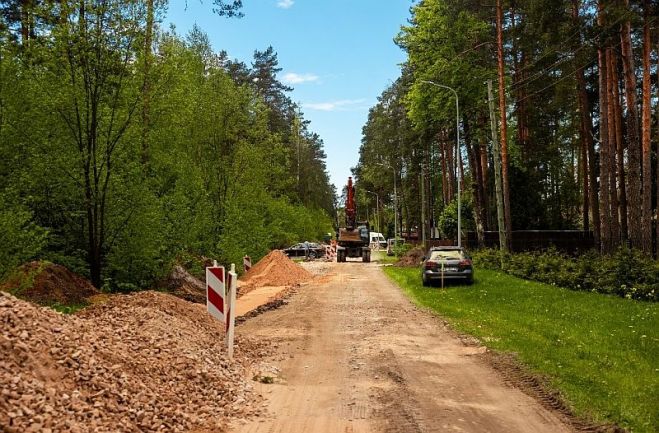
421;246;473;286
283;242;326;259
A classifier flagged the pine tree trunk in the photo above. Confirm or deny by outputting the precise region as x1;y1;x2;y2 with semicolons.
496;0;512;246
440;134;449;206
20;0;30;45
572;0;595;235
488;80;508;252
611;51;628;243
640;0;653;255
607;48;620;247
620;0;643;251
598;0;612;253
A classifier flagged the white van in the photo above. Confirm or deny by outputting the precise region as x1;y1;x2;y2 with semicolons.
369;232;387;249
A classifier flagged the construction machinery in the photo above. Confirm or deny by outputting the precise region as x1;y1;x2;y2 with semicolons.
336;177;371;262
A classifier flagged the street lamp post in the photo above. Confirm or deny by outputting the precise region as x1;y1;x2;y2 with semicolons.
421;80;461;248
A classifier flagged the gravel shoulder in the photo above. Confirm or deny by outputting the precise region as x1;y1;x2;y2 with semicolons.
232;260;574;433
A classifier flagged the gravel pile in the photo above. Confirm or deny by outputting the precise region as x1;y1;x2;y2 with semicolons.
394;247;426;267
239;250;312;295
0;261;99;305
1;291;269;433
162;264;206;304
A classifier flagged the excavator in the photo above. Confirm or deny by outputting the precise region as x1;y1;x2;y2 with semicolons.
336;177;371;263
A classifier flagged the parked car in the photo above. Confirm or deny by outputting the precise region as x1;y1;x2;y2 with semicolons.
421;246;473;286
283;242;326;259
386;238;406;256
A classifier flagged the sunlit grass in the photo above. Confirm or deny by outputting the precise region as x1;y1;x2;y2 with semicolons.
385;267;659;433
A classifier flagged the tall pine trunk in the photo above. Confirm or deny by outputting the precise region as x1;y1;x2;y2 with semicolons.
611;51;628;243
496;0;512;245
640;0;653;255
598;0;612;253
607;48;620;247
620;0;643;251
572;0;598;237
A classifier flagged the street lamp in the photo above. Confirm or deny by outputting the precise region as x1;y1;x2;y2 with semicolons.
421;80;462;248
365;190;380;235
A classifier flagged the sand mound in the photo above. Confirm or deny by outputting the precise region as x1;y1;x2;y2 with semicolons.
394;247;426;267
240;250;312;293
0;291;267;432
0;261;98;305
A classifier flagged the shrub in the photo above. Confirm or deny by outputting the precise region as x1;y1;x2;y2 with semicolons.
472;248;658;301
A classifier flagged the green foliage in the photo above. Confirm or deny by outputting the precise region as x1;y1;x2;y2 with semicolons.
438;198;474;240
0;10;336;291
0;194;48;279
385;266;658;433
391;242;413;258
473;248;659;301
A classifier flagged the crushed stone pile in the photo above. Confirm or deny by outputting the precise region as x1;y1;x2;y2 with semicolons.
162;264;206;304
1;291;269;433
239;250;312;295
0;261;99;305
394;247;426;267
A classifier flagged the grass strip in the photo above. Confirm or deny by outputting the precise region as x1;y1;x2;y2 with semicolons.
384;266;658;433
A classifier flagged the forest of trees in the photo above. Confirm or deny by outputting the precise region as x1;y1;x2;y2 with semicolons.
355;0;658;258
0;0;336;288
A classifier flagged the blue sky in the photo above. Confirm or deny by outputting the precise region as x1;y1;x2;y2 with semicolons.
165;0;412;190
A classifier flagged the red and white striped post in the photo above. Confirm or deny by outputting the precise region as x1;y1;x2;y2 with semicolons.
243;255;252;272
206;261;237;359
206;262;226;323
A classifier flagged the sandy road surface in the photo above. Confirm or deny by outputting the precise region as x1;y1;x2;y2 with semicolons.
232;261;573;433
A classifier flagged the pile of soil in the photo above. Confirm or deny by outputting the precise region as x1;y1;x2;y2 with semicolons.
0;261;98;305
394;247;426;267
239;250;312;294
0;291;269;432
161;264;206;304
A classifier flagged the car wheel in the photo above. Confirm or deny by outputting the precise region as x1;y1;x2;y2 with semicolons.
422;275;430;287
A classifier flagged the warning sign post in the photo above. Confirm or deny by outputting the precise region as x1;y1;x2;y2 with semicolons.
205;262;237;359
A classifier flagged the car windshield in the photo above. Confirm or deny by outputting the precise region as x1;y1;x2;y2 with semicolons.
429;250;463;261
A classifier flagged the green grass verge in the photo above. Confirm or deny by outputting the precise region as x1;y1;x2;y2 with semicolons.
384;267;658;433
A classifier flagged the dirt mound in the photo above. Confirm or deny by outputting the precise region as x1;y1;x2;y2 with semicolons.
161;264;206;304
1;290;268;432
0;261;98;305
240;250;312;294
394;247;426;267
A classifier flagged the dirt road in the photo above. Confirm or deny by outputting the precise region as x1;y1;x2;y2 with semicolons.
232;261;573;433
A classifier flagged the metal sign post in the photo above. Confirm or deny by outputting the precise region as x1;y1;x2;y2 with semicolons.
225;264;237;359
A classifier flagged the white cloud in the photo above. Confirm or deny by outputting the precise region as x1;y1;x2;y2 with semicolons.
277;0;294;9
282;72;319;84
303;99;366;112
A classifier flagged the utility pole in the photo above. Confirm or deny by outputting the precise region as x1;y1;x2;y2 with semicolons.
296;107;301;191
393;168;398;240
488;80;508;252
421;166;426;247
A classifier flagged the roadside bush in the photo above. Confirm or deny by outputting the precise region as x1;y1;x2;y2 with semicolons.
392;242;413;257
472;248;658;301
